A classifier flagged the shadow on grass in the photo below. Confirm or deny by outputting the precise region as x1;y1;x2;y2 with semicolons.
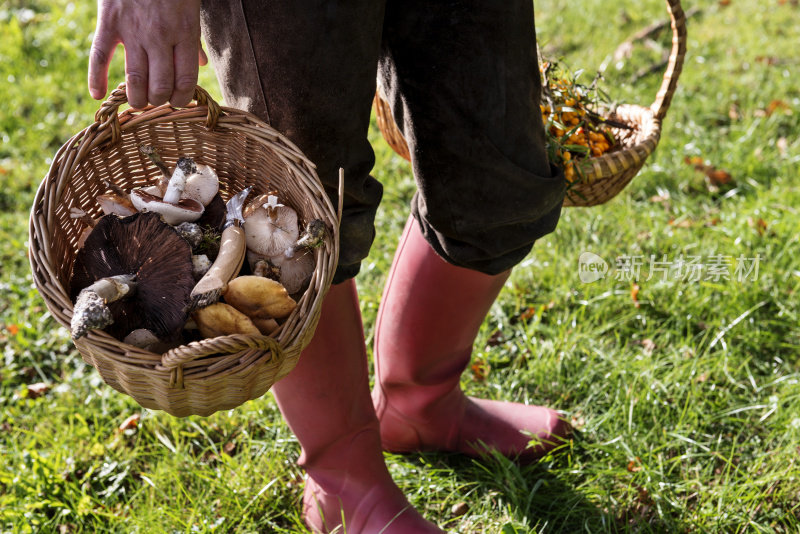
407;433;692;534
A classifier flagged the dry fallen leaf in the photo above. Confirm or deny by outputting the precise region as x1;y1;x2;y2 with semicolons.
748;217;768;236
485;330;504;347
450;502;469;517
707;168;733;186
728;103;741;121
630;283;641;308
684;156;705;169
470;360;490;381
777;137;788;157
627;457;643;472
27;382;50;399
668;218;693;228
766;99;791;116
641;339;656;355
118;413;141;432
223;441;237;456
570;412;586;430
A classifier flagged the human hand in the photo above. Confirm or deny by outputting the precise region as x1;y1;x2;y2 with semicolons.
88;0;208;109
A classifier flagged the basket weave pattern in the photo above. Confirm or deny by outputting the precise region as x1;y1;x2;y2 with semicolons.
374;0;687;207
29;85;339;417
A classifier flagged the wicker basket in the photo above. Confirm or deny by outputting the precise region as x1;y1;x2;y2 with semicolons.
374;0;687;207
29;84;340;417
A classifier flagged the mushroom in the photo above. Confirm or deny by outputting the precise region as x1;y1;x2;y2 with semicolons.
293;219;327;251
139;143;172;195
273;249;315;295
96;193;137;217
69;212;195;340
183;164;219;206
130;158;205;225
175;222;204;249
195;192;227;232
123;328;161;350
223;275;297;321
249;254;281;281
191;302;261;338
188;188;251;310
130;189;204;225
243;194;299;257
70;207;96;249
163;157;196;204
251;317;279;336
192;254;212;279
123;328;182;353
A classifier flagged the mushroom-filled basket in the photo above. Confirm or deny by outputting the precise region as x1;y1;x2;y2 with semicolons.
374;0;687;207
29;84;340;417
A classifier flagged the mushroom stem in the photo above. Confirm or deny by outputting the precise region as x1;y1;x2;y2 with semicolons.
253;259;281;280
139;144;172;193
103;180;129;198
162;157;197;205
188;224;246;310
70;274;137;339
69;207;96;228
293;219;327;250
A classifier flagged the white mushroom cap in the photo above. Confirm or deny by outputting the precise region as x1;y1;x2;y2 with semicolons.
130;190;204;225
183;164;219;207
244;196;300;257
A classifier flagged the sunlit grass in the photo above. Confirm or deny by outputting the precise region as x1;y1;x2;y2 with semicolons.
1;0;799;532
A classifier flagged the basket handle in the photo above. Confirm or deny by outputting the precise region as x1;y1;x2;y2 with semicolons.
156;334;285;388
159;334;284;370
650;0;688;121
94;83;222;145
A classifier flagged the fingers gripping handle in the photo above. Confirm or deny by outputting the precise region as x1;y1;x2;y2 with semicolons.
94;83;221;145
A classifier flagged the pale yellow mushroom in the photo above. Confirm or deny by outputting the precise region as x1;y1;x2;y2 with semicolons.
192;302;261;339
223;275;297;320
251;317;279;336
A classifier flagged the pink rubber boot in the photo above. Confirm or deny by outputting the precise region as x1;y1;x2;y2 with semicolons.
271;280;442;533
372;217;571;462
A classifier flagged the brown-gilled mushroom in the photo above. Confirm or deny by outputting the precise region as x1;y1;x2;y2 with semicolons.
243;194;300;257
69;212;195;340
130;158;204;225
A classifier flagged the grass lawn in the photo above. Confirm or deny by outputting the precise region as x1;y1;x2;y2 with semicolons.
2;0;799;532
